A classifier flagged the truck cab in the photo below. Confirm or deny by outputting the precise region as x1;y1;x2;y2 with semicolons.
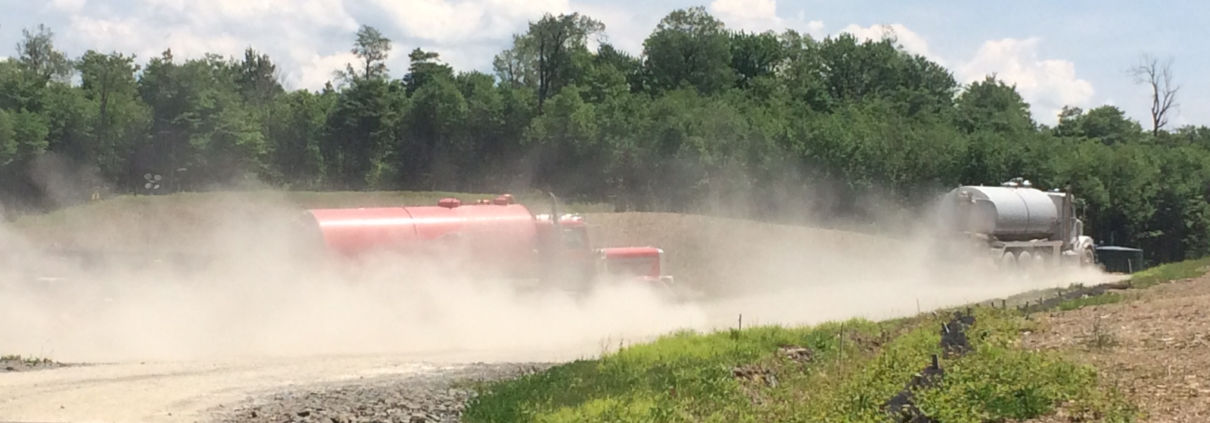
597;246;672;284
534;213;671;285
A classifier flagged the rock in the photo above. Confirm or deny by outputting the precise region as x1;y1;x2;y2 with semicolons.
778;345;814;363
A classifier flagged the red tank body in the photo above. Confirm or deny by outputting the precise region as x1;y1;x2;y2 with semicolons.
307;202;539;257
302;194;669;285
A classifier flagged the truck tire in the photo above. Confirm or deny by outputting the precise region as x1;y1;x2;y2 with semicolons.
1020;250;1034;268
998;250;1017;269
1080;247;1095;267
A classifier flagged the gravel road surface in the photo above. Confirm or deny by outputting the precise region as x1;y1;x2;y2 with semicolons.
0;354;552;423
215;362;548;423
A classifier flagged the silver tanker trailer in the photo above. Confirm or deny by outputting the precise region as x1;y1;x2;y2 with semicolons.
939;177;1096;268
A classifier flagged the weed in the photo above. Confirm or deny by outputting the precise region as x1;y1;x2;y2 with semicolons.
1085;319;1119;350
1057;292;1124;311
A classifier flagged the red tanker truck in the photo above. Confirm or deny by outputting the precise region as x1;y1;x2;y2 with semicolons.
301;194;672;286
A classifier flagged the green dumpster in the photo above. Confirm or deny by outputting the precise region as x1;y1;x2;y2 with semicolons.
1095;246;1145;273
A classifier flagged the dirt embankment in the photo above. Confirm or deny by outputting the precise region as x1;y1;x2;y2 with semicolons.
1024;274;1210;422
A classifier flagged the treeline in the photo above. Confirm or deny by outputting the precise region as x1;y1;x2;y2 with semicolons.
1;7;1209;263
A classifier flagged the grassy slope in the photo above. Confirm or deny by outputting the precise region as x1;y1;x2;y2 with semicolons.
1126;255;1210;288
464;307;1135;422
459;257;1210;423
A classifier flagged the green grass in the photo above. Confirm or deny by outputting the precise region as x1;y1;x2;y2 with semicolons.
914;310;1135;422
1055;292;1125;311
464;308;1136;422
1127;255;1210;288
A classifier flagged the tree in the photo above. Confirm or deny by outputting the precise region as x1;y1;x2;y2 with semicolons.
265;90;330;187
525;85;602;194
1129;55;1179;136
16;24;73;84
1054;105;1142;145
955;76;1034;134
492;13;604;111
9;109;49;163
0;110;15;165
812;34;955;114
77;51;147;179
452;71;511;188
401;76;467;188
729;31;784;89
403;48;453;95
137;51;265;187
321;78;402;189
778;30;830;111
641;7;734;94
492;35;534;88
234;48;283;105
340;25;392;82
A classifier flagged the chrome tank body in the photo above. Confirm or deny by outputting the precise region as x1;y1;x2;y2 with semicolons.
942;185;1061;242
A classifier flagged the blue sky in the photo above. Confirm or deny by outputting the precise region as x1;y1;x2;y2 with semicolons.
1;0;1205;127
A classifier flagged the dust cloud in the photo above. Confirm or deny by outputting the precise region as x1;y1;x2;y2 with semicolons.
0;195;707;363
0;190;1119;364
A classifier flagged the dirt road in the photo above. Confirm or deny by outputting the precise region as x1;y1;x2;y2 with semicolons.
0;352;551;423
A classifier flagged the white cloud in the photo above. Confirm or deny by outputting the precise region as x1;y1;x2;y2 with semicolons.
67;16;149;57
292;51;359;90
578;4;658;56
710;0;823;37
958;37;1094;124
371;0;570;43
49;0;87;13
804;20;825;37
710;0;778;32
841;23;934;61
56;0;360;90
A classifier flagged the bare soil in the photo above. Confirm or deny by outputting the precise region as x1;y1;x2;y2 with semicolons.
1023;275;1210;422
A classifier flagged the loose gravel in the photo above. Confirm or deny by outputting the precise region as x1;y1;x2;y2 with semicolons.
213;362;552;423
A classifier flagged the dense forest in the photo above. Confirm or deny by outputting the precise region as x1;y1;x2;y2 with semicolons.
1;7;1208;263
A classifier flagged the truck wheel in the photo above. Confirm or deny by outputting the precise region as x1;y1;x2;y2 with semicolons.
1080;247;1095;267
998;251;1017;269
1016;251;1035;271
